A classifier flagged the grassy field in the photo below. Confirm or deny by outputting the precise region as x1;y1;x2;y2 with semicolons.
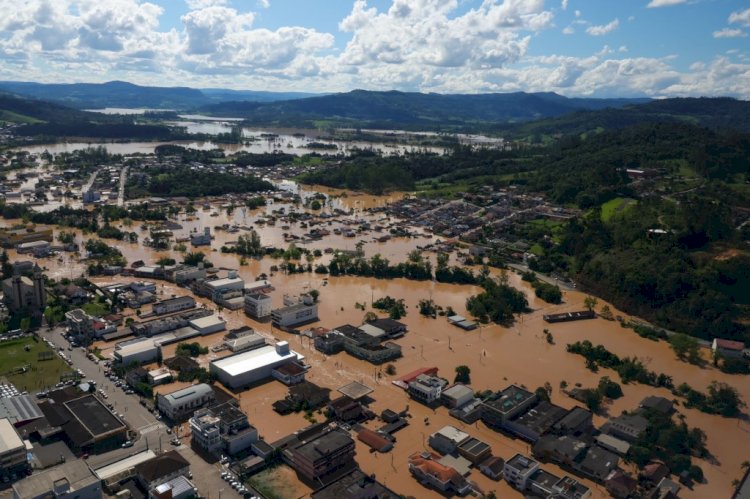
247;467;301;499
601;197;636;222
0;337;74;392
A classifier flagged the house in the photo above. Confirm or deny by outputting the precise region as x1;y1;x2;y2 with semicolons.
479;456;504;480
595;434;631;456
190;227;212;246
310;467;400;499
640;462;670;484
244;293;273;319
528;468;562;498
365;318;407;339
552;406;593;436
712;338;746;359
606;470;640;498
576;446;620;482
408;374;448;406
457;437;492;465
601;413;650;443
0;418;27;476
505;400;568;442
135;450;190;491
532;434;587;467
327;397;363;422
152;296;196;316
640;396;674;414
148;475;197;499
357;429;393;453
503;453;540;491
408;451;472;496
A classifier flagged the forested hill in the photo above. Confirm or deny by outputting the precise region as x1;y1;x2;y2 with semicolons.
0;81;317;109
199;89;650;128
0;92;182;140
505;97;750;138
0;92;95;124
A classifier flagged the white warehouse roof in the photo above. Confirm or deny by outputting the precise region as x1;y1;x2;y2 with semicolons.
211;343;301;377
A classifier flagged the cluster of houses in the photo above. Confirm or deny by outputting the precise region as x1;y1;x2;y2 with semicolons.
312;318;407;364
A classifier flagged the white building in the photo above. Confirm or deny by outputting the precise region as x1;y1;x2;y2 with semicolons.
244;293;272;319
224;331;266;353
429;425;470;455
149;475;197;499
189;401;258;457
147;367;173;386
114;338;159;365
12;460;102;499
156;384;215;421
210;342;304;389
271;294;318;328
205;275;245;298
188;314;226;335
244;279;274;295
504;454;540;491
190;227;211;246
408;374;447;405
171;265;206;284
152;296;196;316
0;418;26;475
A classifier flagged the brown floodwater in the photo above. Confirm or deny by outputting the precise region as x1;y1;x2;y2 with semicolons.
4;188;749;499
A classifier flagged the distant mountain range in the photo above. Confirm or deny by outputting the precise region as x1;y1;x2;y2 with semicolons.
199;89;652;129
0;81;317;110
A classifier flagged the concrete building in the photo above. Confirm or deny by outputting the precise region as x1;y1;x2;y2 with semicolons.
170;265;206;284
503;453;540;491
156;384;215;421
272;294;318;328
223;328;266;353
244;293;272;319
114;338;159;365
190;227;212;246
2;266;46;313
12;460;102;499
310;468;400;499
283;428;355;484
189;401;258;457
601;413;650;443
0;418;27;475
147;367;173;386
188;314;226;335
204;275;245;299
712;338;747;359
481;385;537;430
152;296;196;316
429;425;470;455
441;384;475;409
16;240;50;255
408;374;448;406
210;342;304;389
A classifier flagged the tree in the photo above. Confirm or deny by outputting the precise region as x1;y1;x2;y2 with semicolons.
669;333;702;364
363;311;378;323
598;376;623;399
584;295;598;311
385;364;396;376
600;304;614;320
535;386;551;402
454;365;471;384
582;388;603;413
308;289;320;302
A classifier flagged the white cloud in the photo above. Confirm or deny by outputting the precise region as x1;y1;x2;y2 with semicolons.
562;25;575;35
185;0;228;9
257;0;270;8
647;0;687;8
586;18;619;36
713;28;746;39
729;8;750;27
618;45;628;53
575;10;581;17
561;0;568;10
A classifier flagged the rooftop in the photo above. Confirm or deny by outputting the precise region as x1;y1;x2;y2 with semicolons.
512;400;568;435
189;314;226;329
442;383;474;401
0;394;44;424
206;277;244;289
64;394;126;437
0;418;24;453
338;381;374;401
135;450;190;483
485;385;535;415
311;467;400;499
433;425;470;444
13;460;99;498
211;344;299;376
507;453;539;473
162;383;214;404
293;429;353;463
458;437;491;457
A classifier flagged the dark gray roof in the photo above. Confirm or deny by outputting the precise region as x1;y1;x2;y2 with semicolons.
513;401;568;435
553;406;592;432
640;396;674;414
311;467;400;499
0;394;44;424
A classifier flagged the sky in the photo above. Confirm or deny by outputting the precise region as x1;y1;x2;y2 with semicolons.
0;0;749;98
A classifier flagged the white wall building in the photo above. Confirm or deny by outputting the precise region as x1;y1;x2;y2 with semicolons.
244;293;272;319
12;460;102;499
156;383;215;421
114;338;159;365
271;294;318;328
152;296;196;316
210;342;303;389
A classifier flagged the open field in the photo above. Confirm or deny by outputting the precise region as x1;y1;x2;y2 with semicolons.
600;197;636;222
0;336;74;392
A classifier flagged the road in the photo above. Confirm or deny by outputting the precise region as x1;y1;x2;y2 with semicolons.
507;262;576;291
82;171;98;194
38;326;244;498
117;166;128;207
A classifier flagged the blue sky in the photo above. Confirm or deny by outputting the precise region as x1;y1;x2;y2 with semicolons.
0;0;748;97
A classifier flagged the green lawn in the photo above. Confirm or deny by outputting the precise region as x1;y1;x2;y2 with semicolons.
601;197;636;222
82;300;110;317
0;337;74;392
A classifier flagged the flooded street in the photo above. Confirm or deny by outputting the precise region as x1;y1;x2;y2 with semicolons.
2;181;748;499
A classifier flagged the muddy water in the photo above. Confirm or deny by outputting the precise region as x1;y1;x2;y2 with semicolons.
3;195;748;498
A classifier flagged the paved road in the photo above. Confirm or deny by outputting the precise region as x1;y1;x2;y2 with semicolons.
82;171;98;194
117;166;128;207
507;262;576;291
39;326;245;497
